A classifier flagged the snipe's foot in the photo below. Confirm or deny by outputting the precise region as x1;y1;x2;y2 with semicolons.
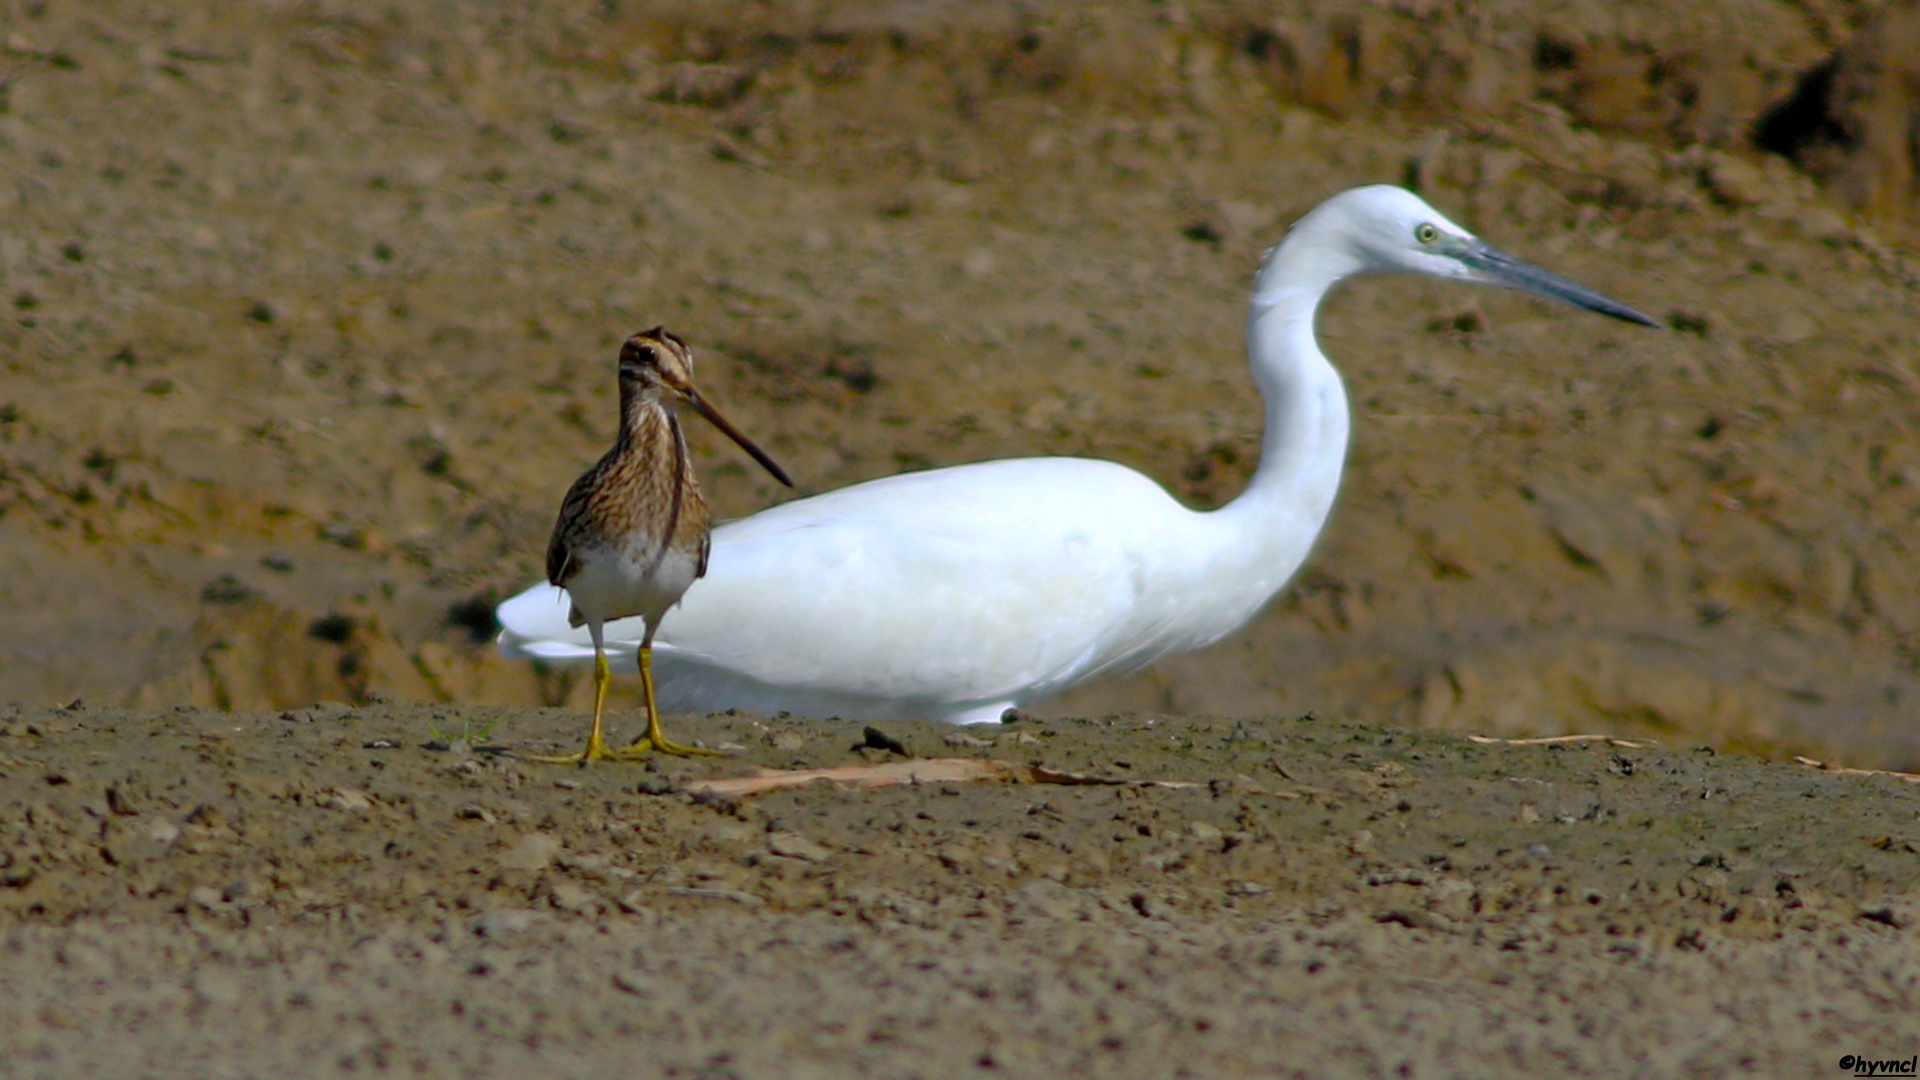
619;735;721;758
528;731;654;765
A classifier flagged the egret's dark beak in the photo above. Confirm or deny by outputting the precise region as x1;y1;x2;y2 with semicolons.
1456;242;1661;327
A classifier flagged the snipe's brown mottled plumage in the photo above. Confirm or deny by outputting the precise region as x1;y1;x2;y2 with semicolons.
532;327;792;764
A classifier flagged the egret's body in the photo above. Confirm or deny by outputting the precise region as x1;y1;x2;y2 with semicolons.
500;186;1655;725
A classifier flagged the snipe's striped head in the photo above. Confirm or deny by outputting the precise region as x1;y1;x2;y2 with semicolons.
618;326;696;402
616;326;795;489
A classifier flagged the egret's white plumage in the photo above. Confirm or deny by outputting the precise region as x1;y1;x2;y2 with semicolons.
499;185;1656;724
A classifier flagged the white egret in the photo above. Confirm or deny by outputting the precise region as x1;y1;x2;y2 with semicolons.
497;185;1657;724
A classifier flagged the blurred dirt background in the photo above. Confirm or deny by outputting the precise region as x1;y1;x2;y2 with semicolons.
3;0;1920;764
3;0;1920;1074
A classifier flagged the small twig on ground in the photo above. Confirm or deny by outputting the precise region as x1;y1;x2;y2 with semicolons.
1793;756;1920;784
1468;734;1653;749
679;758;1202;797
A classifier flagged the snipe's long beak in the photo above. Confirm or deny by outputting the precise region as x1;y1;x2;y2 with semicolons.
684;390;795;488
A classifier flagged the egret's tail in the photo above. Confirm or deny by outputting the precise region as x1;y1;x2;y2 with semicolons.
494;583;599;663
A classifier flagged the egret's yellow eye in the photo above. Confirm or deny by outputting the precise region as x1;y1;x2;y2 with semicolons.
1415;223;1440;244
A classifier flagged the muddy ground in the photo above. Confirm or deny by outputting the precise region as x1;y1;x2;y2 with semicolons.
3;0;1920;1074
3;702;1920;1077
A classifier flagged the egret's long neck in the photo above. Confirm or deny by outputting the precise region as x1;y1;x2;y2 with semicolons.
1211;234;1355;600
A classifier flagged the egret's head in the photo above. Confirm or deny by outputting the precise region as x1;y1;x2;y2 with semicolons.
1276;185;1658;326
1297;185;1479;280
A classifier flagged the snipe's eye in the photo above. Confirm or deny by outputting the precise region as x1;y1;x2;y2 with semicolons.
635;346;658;365
1414;222;1440;244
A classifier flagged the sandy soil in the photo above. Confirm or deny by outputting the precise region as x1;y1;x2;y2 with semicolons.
4;702;1920;1077
3;0;1920;1074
